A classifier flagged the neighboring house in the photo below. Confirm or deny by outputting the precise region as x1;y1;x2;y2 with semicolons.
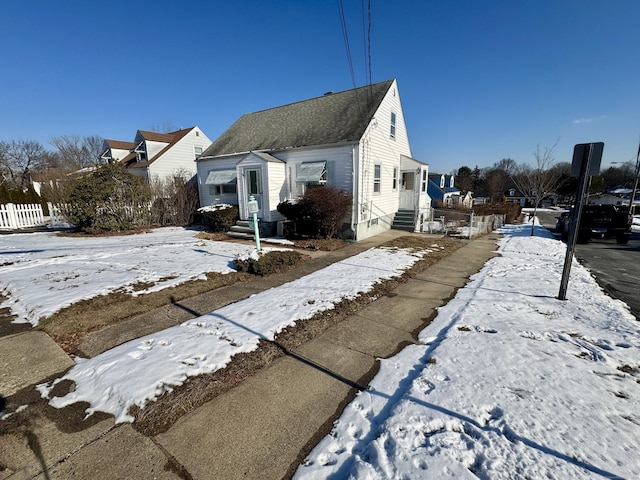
196;79;430;240
100;140;135;163
457;191;474;209
101;127;212;182
504;187;528;207
428;174;460;208
504;187;558;207
588;193;631;206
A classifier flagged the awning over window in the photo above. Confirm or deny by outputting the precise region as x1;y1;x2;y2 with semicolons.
205;170;237;185
296;162;326;182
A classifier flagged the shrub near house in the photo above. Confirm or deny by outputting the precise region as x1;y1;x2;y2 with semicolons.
277;186;352;239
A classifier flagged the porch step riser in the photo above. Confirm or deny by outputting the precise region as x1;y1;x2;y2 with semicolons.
392;210;415;231
227;231;255;240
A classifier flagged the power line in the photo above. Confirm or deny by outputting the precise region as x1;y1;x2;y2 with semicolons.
366;0;372;87
337;0;357;89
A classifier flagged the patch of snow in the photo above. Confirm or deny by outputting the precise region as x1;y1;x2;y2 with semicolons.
294;224;640;480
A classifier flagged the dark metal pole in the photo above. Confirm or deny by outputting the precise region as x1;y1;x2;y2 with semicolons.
558;144;594;300
630;142;640;215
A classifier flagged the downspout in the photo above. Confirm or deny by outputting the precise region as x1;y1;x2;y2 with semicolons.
350;143;359;240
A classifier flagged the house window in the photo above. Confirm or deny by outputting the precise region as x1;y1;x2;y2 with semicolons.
421;170;428;192
248;169;262;195
194;146;203;158
390;112;396;138
373;164;381;193
204;169;237;196
392;167;398;190
209;184;237;195
296;161;327;194
134;141;147;162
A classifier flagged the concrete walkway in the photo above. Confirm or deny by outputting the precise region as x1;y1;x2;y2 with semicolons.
0;231;500;480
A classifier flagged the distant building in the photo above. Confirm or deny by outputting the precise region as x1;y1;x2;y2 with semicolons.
100;127;212;182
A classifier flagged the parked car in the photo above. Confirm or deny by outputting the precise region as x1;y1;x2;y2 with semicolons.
556;204;632;244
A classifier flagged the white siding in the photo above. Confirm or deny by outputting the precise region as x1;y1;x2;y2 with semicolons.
149;128;213;181
274;144;354;198
197;155;242;207
264;160;286;222
145;141;170;161
110;148;130;161
355;79;412;239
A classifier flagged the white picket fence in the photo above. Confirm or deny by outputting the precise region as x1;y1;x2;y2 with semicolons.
0;203;69;230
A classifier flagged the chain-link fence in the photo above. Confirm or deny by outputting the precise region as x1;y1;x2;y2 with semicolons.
422;208;505;238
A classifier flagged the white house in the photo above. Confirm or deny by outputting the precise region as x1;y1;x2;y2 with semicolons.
101;127;212;182
196;79;430;241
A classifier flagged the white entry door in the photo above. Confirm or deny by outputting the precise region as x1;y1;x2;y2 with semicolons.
399;171;415;210
245;168;264;217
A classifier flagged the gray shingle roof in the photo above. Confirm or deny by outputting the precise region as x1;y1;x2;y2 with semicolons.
201;79;395;157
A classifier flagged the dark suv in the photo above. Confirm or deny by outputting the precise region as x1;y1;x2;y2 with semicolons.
556;204;632;244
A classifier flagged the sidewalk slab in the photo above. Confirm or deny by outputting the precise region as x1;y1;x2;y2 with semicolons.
0;413;114;479
0;331;74;397
32;425;179;480
157;342;374;480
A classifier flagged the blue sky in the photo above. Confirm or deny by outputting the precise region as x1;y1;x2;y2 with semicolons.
1;0;639;174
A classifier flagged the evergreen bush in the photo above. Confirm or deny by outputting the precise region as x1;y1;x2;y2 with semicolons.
198;204;239;232
233;250;305;276
64;163;149;233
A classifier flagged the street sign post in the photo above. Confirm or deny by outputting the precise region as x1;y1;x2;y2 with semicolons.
558;142;604;300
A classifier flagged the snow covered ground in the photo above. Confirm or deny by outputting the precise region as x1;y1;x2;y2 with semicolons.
4;222;640;478
0;227;274;325
33;234;443;422
294;223;640;479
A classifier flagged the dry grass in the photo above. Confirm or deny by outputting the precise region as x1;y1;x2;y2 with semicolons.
38;271;254;354
37;233;343;354
132;235;464;436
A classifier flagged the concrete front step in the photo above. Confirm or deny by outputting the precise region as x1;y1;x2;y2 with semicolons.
392;210;415;231
227;230;255;240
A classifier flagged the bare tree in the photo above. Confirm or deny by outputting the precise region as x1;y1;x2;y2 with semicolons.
0;139;51;190
50;134;105;170
511;144;562;235
148;121;178;134
483;159;517;202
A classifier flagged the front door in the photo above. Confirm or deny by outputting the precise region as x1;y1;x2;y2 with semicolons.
399;171;415;210
245;168;264;217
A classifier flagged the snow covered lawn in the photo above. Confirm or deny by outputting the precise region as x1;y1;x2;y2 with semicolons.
38;241;445;423
0;227;269;326
295;224;640;479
